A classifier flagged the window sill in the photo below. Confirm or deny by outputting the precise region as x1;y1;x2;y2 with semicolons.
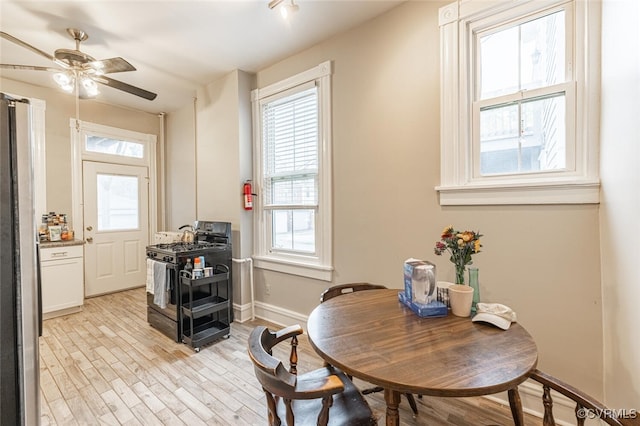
436;180;600;205
253;255;333;281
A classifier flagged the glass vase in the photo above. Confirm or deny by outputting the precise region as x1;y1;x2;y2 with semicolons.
455;265;466;285
468;267;480;314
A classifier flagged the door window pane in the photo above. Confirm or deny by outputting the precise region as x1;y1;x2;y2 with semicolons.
480;93;566;175
272;209;315;253
96;174;139;231
86;135;144;158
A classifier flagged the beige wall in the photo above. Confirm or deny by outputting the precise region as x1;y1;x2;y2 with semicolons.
253;1;605;396
193;70;255;309
165;101;197;230
600;0;640;407
0;78;160;229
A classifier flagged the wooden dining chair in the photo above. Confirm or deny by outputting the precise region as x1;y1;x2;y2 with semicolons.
248;324;377;426
319;283;420;416
529;369;634;426
319;283;387;302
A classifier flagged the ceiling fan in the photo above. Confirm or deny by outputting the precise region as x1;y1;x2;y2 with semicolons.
0;28;157;101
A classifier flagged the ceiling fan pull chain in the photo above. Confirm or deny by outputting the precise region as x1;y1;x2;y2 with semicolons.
75;71;80;127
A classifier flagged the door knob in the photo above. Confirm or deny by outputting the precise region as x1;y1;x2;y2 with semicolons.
86;226;93;231
86;237;93;243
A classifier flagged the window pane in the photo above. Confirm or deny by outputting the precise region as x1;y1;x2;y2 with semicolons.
272;209;315;253
480;26;520;98
520;11;565;91
271;175;317;205
479;11;565;99
480;94;565;175
86;135;144;158
96;174;139;230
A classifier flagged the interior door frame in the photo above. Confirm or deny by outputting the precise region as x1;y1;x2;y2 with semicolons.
70;119;158;245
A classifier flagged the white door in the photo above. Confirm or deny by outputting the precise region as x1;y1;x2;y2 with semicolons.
83;161;149;297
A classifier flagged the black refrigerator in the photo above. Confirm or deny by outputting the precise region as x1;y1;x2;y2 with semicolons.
0;93;40;425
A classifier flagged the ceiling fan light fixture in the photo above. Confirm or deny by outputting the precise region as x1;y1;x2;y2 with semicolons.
81;76;99;97
53;72;74;93
87;61;105;76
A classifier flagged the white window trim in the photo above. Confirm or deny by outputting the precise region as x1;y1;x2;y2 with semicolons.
437;0;600;205
251;61;333;281
70;119;158;243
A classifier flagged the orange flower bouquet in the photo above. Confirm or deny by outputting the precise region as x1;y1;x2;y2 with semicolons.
434;225;483;284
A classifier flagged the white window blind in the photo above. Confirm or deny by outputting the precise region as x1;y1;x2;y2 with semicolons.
262;86;318;254
263;86;318;207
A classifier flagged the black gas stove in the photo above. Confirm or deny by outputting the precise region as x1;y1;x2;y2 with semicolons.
146;241;230;263
146;221;232;343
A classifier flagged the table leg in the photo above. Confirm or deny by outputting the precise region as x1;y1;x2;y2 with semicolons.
384;388;401;426
508;387;524;426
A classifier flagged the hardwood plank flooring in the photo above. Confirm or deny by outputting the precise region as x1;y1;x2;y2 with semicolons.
40;287;540;425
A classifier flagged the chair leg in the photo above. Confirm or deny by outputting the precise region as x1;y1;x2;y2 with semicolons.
405;393;419;416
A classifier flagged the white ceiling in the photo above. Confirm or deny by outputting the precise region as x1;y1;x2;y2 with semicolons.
0;1;404;114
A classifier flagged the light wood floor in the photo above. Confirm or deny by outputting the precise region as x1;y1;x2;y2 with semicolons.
39;287;540;425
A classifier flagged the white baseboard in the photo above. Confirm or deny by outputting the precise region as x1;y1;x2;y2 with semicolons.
250;305;589;425
244;302;309;330
233;302;254;323
249;301;310;330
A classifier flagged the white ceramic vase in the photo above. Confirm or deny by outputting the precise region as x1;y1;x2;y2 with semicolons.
448;284;474;317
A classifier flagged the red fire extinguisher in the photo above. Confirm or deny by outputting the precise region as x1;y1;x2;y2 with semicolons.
243;181;253;210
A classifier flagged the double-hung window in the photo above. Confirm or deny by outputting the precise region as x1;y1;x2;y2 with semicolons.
252;61;333;281
437;0;600;205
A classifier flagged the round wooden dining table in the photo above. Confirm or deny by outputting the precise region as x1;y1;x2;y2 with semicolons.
306;289;538;426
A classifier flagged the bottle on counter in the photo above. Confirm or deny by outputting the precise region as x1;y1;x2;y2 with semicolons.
184;258;193;275
61;223;69;240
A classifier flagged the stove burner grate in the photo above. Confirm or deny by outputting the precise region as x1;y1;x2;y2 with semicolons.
150;241;228;253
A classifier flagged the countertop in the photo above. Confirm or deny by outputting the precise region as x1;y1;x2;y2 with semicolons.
40;239;85;248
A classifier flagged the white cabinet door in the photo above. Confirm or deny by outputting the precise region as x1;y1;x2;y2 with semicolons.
40;245;84;315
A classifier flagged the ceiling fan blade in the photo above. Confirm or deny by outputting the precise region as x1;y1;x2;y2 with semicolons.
84;57;136;74
0;63;60;72
1;31;70;69
93;75;157;101
1;31;54;61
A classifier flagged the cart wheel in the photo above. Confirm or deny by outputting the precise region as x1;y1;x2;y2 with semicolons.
224;334;230;339
195;347;200;353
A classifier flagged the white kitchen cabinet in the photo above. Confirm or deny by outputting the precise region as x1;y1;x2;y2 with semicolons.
40;242;84;319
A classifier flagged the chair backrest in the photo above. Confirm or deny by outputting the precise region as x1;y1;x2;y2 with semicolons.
249;324;302;390
248;325;350;425
529;369;632;426
319;283;387;303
